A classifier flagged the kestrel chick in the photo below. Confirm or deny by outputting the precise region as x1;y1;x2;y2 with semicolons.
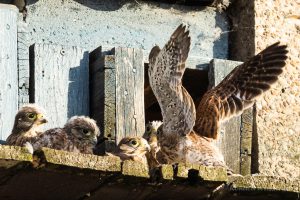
143;120;162;149
148;24;288;168
143;121;163;167
113;137;150;162
31;116;100;154
6;104;48;146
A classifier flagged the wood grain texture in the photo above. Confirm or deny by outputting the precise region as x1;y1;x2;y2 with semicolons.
0;5;18;141
90;51;116;152
209;59;243;173
115;47;145;144
17;20;30;107
30;44;89;130
240;108;253;175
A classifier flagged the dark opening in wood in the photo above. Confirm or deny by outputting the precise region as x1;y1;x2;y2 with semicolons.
144;64;209;123
29;45;35;103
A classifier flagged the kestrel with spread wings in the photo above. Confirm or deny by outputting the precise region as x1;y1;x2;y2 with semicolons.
146;24;288;168
6;104;48;146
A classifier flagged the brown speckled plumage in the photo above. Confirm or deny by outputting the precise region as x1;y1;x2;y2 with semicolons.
31;116;100;154
113;25;288;170
6;104;48;146
147;24;288;167
194;42;288;139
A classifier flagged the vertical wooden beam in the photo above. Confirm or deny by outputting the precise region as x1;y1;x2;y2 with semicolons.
209;59;243;173
115;47;145;144
30;44;89;130
17;20;30;108
0;4;18;142
90;49;116;153
240;108;253;175
90;47;145;152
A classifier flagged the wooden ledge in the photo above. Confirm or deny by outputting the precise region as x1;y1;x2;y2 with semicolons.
0;145;299;195
229;175;300;193
0;144;32;163
39;147;121;172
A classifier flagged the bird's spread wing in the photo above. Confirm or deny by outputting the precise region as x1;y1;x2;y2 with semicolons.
194;42;288;139
148;24;195;136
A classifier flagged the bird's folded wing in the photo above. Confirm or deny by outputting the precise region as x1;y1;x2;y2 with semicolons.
194;42;288;139
148;24;196;136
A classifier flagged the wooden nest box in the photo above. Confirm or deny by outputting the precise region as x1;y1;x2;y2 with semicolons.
89;46;249;175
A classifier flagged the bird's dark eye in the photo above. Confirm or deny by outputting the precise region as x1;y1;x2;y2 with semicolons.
130;140;137;146
157;129;161;135
146;126;151;132
27;113;36;119
82;129;89;134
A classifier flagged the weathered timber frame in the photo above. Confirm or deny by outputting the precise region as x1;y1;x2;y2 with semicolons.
90;47;145;153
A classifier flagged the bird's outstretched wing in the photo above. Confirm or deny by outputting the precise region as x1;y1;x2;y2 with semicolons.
194;42;288;139
148;24;195;136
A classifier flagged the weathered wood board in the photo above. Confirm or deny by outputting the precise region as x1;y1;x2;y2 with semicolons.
90;47;144;152
240;107;253;175
17;20;30;107
30;44;89;130
90;50;116;152
0;4;18;141
115;47;145;143
209;59;243;173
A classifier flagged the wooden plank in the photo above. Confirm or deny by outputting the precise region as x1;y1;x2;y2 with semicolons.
209;59;243;173
0;4;18;141
115;47;145;144
30;44;89;130
17;20;30;107
102;56;117;151
240;108;253;175
90;47;116;153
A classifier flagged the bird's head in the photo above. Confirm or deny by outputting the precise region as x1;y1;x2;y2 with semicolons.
114;137;151;162
13;104;48;133
64;116;100;145
143;120;163;143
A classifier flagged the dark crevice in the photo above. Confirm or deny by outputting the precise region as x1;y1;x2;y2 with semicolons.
29;45;35;103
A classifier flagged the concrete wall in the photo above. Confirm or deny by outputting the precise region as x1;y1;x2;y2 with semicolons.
254;0;300;179
25;0;228;63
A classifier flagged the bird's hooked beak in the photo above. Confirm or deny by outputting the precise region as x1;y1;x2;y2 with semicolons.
92;136;98;144
144;142;151;152
36;114;48;125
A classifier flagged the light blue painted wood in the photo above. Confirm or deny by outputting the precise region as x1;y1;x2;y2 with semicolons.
0;4;18;141
30;43;89;130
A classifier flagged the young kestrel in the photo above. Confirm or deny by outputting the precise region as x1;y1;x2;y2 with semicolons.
31;116;100;154
113;137;150;163
6;104;48;146
147;24;288;167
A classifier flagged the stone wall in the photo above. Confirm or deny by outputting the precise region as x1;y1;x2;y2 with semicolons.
254;0;300;179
